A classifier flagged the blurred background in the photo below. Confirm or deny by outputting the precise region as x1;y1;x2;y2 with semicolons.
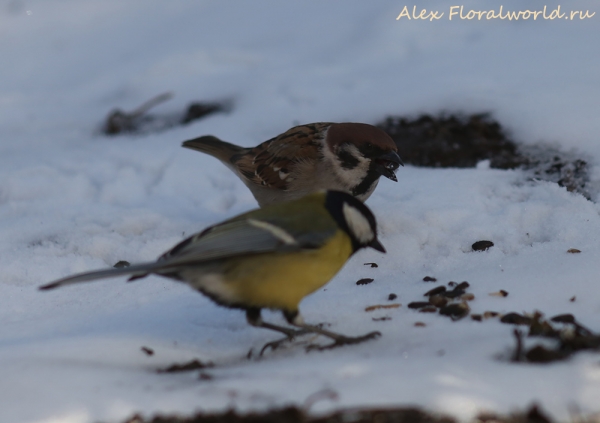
1;0;598;151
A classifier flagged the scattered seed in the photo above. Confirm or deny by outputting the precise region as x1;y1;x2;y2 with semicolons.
424;286;446;296
461;293;475;301
356;278;374;286
372;316;391;322
439;302;470;320
500;313;532;325
423;276;437;282
483;311;499;319
457;281;470;290
444;287;466;298
570;296;576;302
414;322;426;327
448;281;457;287
140;346;154;356
364;303;401;312
408;301;431;309
428;295;448;308
364;262;378;268
471;314;483;322
567;248;581;254
114;260;131;268
489;290;509;297
472;240;494;251
419;306;438;313
388;293;397;301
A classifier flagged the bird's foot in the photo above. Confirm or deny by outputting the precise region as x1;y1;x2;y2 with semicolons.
259;328;313;356
306;331;381;352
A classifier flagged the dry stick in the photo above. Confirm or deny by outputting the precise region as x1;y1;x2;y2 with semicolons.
512;329;524;362
128;92;174;119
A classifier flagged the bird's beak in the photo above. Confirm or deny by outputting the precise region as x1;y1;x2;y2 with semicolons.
368;237;386;253
374;151;403;182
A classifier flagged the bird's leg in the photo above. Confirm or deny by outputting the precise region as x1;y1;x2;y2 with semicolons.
245;308;310;355
246;308;301;337
284;311;381;351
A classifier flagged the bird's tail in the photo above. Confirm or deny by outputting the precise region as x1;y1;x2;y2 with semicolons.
182;135;246;162
39;261;164;291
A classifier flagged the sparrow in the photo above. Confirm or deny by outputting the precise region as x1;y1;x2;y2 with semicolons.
40;191;385;353
182;122;403;207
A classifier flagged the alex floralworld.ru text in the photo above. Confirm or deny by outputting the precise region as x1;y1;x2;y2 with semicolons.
396;5;595;21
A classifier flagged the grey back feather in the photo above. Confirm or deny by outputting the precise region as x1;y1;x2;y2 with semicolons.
159;218;304;265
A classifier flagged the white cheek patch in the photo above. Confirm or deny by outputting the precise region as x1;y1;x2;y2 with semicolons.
322;139;371;188
342;203;374;244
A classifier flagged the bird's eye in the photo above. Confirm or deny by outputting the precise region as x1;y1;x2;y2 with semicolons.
362;143;379;156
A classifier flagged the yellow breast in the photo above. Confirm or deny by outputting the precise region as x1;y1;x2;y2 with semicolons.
220;230;353;311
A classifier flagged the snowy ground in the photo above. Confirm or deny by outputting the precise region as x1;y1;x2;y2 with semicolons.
1;1;600;422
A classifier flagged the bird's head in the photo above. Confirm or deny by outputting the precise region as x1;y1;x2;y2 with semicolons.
325;123;403;198
324;190;385;254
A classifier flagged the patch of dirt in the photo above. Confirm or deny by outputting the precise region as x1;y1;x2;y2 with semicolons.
158;359;213;373
377;113;520;169
122;406;456;423
376;113;591;199
120;404;571;423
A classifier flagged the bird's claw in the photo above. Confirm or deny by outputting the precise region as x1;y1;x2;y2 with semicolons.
305;331;381;352
259;338;290;356
258;328;314;356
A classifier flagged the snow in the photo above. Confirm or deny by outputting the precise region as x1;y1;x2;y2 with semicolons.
1;1;600;422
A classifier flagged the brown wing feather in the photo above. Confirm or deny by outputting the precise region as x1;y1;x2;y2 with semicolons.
232;123;332;190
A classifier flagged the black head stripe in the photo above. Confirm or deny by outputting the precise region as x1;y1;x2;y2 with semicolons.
358;143;386;158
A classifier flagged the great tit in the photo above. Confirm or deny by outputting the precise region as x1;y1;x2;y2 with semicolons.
40;191;386;352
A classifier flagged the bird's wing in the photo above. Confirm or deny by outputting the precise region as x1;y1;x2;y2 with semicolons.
40;196;337;291
159;206;336;266
232;123;332;190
